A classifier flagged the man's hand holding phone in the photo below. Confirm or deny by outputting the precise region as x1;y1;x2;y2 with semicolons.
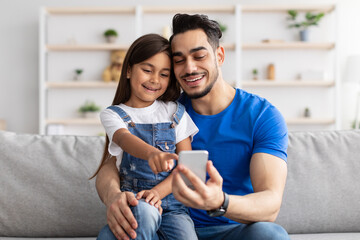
173;151;224;211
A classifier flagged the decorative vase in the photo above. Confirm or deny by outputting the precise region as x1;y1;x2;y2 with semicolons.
267;64;275;80
300;29;309;42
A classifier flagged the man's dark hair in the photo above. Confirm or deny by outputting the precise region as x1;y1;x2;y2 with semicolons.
169;13;222;51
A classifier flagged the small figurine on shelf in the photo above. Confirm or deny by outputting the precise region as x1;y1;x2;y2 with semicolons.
267;63;275;80
102;50;126;82
252;68;258;80
304;107;311;118
74;69;83;81
104;29;118;43
78;100;101;119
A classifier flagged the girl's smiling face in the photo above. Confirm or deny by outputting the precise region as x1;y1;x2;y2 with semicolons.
125;52;171;108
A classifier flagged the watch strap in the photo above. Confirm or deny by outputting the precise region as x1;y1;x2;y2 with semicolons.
207;192;229;217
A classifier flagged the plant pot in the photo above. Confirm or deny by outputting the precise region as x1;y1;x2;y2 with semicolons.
106;36;117;43
74;74;81;81
300;29;309;42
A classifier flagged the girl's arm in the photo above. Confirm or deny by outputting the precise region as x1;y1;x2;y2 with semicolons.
136;136;192;207
112;128;177;173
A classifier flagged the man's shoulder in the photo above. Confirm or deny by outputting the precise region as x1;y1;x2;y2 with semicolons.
235;88;275;111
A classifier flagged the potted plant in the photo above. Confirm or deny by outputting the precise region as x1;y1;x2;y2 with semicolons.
304;107;311;118
217;21;227;42
287;10;325;41
352;120;360;129
252;68;258;80
104;29;118;43
74;68;83;81
78;100;101;118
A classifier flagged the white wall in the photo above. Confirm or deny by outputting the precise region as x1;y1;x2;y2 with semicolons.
0;0;359;133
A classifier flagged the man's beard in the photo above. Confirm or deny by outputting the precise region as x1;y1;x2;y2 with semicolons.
186;67;219;100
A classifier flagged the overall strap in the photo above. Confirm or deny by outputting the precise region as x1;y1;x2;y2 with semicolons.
107;105;135;127
172;101;185;127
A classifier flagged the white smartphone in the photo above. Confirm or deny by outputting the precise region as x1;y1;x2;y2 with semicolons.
178;150;208;189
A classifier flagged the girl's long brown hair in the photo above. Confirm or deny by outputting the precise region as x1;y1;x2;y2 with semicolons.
90;34;180;179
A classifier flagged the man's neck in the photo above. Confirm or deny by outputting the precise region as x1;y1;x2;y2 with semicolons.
190;78;236;116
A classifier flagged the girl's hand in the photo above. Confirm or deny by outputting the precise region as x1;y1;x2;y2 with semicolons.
136;189;163;214
136;189;161;206
148;152;178;174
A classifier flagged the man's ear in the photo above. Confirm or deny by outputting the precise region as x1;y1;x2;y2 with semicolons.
216;46;225;66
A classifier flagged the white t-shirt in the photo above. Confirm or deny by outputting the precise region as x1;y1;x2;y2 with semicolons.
100;100;198;169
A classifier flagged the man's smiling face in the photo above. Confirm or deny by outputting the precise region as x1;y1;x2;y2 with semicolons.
171;29;219;99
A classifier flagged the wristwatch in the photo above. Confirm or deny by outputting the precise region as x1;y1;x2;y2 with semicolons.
207;192;229;217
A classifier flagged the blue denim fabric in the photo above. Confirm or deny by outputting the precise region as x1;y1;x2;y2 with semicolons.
97;204;197;240
195;222;290;240
98;102;197;240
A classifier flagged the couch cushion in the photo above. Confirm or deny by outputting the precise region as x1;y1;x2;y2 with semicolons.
0;238;96;240
290;232;360;240
0;131;106;237
276;130;360;234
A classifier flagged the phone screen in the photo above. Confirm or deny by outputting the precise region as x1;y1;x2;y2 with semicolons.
178;150;208;189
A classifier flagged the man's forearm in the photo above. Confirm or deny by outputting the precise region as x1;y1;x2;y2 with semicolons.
225;190;283;223
95;157;121;206
225;153;287;223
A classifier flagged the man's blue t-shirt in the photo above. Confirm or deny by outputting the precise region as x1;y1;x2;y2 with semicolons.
179;88;288;227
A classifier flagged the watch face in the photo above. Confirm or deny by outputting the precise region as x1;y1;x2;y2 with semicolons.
207;208;226;217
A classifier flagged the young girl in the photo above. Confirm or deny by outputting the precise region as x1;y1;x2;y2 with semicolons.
93;34;198;240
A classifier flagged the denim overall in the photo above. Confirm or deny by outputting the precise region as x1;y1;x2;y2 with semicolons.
102;102;197;240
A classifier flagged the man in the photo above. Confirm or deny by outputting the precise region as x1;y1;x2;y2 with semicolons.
168;13;289;239
95;13;289;240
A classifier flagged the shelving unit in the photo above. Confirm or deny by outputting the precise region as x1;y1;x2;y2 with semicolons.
39;5;239;135
39;4;338;135
238;4;338;130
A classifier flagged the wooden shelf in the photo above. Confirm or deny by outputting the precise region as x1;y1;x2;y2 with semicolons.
142;6;235;14
44;5;334;15
242;5;335;13
46;81;118;89
47;42;334;52
242;80;335;87
45;7;136;15
46;44;129;51
286;118;335;125
243;42;335;50
46;117;335;126
46;118;101;125
223;43;236;51
46;43;236;52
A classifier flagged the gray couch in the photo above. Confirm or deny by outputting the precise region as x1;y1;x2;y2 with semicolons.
0;130;359;239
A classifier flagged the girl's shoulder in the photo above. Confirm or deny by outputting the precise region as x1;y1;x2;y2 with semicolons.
156;100;178;112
